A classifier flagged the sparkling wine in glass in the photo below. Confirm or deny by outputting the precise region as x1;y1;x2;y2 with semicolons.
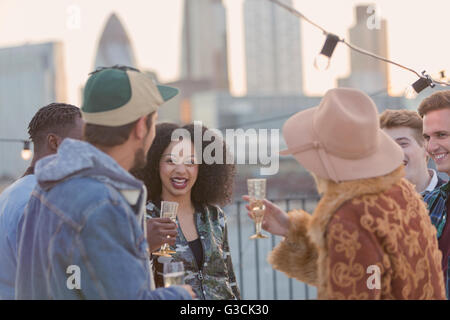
153;201;179;256
163;262;185;288
248;178;268;239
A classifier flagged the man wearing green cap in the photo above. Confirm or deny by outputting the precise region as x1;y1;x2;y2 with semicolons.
15;66;194;300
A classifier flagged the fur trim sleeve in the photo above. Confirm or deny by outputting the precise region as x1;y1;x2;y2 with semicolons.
267;209;318;286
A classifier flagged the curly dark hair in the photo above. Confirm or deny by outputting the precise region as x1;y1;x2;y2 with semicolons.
28;103;81;147
133;122;236;209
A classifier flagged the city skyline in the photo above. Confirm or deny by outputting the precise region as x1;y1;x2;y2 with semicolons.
0;0;449;106
180;0;229;90
244;0;303;94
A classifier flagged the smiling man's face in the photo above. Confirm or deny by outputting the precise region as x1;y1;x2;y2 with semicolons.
383;126;429;186
423;108;450;175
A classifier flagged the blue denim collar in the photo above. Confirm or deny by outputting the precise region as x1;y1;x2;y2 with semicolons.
35;138;143;192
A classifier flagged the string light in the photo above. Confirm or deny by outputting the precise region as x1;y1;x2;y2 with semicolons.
314;33;340;71
404;82;426;99
0;139;32;161
268;0;450;91
439;70;448;82
404;73;434;99
21;141;32;161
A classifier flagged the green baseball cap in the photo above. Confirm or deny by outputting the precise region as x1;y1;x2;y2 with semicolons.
81;67;179;126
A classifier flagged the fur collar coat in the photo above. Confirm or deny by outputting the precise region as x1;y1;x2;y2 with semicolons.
268;167;446;299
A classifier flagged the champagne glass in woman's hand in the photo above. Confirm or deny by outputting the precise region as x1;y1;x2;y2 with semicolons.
242;196;290;237
146;218;178;252
153;201;179;256
247;179;269;239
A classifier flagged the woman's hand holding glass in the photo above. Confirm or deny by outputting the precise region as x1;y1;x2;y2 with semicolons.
242;196;290;237
153;201;179;257
146;217;178;252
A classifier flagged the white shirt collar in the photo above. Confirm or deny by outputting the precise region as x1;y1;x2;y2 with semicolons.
120;189;141;205
424;169;439;193
119;186;147;224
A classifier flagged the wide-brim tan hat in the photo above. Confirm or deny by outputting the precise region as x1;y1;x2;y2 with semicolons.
280;88;403;182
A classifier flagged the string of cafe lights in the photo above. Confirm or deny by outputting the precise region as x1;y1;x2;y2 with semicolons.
268;0;450;99
0;139;32;160
2;1;448;154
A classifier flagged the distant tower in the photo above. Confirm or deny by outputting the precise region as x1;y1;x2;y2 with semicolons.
244;0;303;95
338;5;389;94
94;13;137;69
180;0;229;91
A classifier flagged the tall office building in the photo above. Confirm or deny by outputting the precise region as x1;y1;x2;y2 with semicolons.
338;5;389;94
244;0;303;95
81;13;139;105
179;0;229;91
94;13;137;69
0;42;67;179
164;0;229;124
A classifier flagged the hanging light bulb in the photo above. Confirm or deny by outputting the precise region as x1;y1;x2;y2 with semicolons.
404;86;419;100
404;74;434;100
314;33;339;71
314;55;331;71
21;141;32;161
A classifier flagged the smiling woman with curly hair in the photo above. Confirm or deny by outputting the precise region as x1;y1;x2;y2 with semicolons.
133;122;240;300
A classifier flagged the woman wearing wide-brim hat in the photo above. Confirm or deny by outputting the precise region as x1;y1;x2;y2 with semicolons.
244;88;446;299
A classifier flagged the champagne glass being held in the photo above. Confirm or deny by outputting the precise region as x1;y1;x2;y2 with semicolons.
242;196;290;237
247;179;269;239
153;201;179;256
163;262;185;287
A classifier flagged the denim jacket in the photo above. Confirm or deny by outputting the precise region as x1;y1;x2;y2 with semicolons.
147;202;241;300
15;139;191;300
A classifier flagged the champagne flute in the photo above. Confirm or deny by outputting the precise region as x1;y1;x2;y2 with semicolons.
163;262;185;288
247;178;268;239
153;201;179;256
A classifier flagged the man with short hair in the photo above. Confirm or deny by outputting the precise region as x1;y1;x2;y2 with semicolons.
418;90;450;299
15;66;194;300
0;103;84;299
380;109;446;195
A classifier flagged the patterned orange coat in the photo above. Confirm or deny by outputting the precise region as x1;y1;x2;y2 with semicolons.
269;167;446;299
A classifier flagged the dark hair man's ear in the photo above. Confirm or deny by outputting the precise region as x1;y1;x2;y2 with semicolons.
47;133;62;153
